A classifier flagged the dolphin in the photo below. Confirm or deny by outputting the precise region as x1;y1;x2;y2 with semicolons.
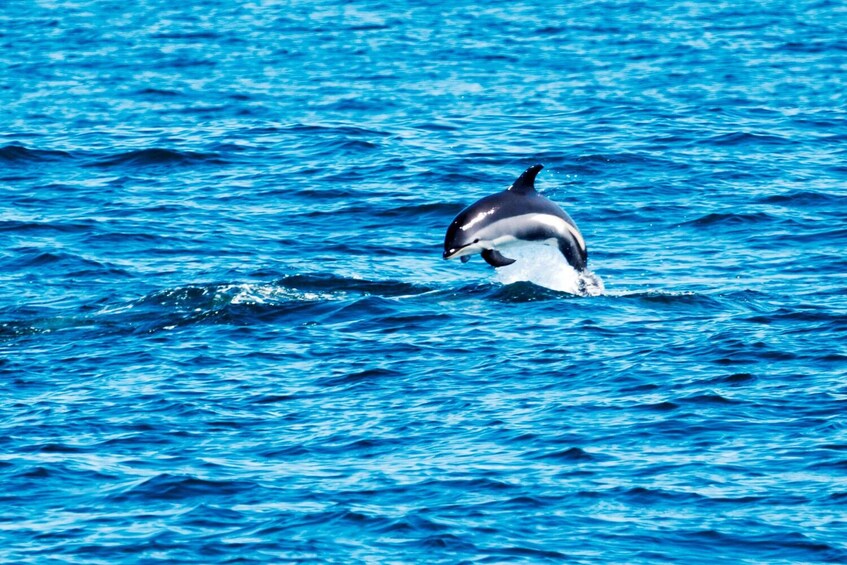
442;164;587;270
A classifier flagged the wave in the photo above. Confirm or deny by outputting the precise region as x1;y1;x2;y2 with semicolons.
616;290;724;308
532;446;602;462
681;211;774;227
373;202;463;219
0;263;610;343
0;144;73;163
6;269;778;344
757;191;844;207
88;148;226;167
134;87;182;96
149;31;220;40
108;473;256;503
699;131;794;146
278;273;433;297
0;275;439;341
745;307;847;331
114;281;350;333
485;281;578;302
411;121;461;132
1;145;230;168
0;219;94;234
283;123;391;138
324;139;380;152
4;248;121;273
0;144;240;170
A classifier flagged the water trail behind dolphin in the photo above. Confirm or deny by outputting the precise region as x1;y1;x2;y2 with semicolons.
492;243;604;296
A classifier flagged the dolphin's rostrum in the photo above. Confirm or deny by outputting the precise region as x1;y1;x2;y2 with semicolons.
443;164;587;271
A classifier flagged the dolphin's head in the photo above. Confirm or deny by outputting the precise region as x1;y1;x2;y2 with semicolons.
443;216;478;260
443;200;499;260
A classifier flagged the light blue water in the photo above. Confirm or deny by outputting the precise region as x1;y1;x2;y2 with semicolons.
2;1;846;562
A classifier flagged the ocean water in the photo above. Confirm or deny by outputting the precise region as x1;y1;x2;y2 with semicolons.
2;0;846;562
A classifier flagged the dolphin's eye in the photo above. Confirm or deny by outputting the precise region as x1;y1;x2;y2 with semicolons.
473;238;479;243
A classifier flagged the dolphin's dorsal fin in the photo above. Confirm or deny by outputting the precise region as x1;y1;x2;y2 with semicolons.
509;164;544;195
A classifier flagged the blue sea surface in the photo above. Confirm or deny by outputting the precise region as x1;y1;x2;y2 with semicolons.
2;1;846;562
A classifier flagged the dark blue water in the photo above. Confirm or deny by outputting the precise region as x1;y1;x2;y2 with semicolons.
2;1;847;562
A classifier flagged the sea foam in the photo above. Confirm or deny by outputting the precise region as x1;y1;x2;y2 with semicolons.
493;242;604;296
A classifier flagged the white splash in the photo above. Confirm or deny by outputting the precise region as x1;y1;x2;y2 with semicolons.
224;283;340;305
492;242;605;296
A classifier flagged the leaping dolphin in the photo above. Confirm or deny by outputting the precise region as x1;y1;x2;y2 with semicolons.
442;164;587;271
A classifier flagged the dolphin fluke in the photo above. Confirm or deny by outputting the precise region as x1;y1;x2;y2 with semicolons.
482;249;516;267
509;164;543;195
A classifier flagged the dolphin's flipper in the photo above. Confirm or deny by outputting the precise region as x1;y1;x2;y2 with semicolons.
460;255;470;263
482;249;516;268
